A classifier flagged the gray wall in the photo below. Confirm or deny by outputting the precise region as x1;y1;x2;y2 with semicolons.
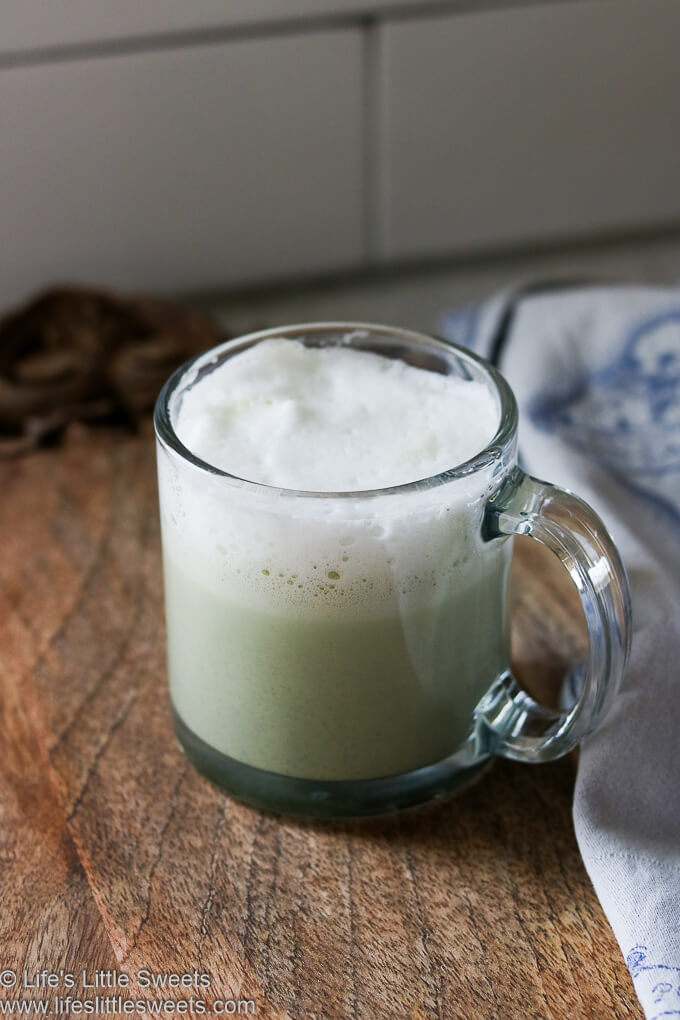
2;0;679;311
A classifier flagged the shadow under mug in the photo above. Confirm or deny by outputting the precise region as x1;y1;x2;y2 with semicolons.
154;323;631;818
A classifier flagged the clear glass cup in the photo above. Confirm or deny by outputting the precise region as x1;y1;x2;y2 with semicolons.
154;323;631;817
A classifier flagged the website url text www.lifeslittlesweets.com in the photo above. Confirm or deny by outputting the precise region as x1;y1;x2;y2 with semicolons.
0;997;256;1015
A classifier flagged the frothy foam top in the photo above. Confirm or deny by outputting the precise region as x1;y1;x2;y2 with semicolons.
174;339;499;491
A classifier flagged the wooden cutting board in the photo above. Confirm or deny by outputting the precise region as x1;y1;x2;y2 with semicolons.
0;428;642;1020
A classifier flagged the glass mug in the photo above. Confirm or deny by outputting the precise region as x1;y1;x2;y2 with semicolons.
154;323;631;817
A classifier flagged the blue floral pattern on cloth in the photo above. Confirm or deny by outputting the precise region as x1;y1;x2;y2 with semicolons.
627;945;680;1018
529;310;680;524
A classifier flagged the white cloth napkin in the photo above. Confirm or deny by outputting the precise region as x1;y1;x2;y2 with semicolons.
441;284;680;1019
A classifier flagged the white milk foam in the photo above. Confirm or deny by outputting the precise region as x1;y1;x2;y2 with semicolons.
160;339;505;619
175;339;498;490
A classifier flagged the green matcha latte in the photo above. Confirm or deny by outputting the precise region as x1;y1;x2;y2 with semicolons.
157;336;510;782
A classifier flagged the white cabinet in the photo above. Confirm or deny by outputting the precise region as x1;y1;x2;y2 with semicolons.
377;0;680;259
0;29;364;308
3;1;680;309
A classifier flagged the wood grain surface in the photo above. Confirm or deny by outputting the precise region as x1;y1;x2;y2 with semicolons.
0;429;643;1019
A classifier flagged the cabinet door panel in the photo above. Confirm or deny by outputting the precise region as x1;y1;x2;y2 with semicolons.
379;0;680;258
0;30;363;308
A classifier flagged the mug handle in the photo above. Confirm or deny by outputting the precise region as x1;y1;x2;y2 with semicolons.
479;467;632;762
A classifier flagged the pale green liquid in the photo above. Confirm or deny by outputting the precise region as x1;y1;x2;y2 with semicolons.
165;549;511;781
